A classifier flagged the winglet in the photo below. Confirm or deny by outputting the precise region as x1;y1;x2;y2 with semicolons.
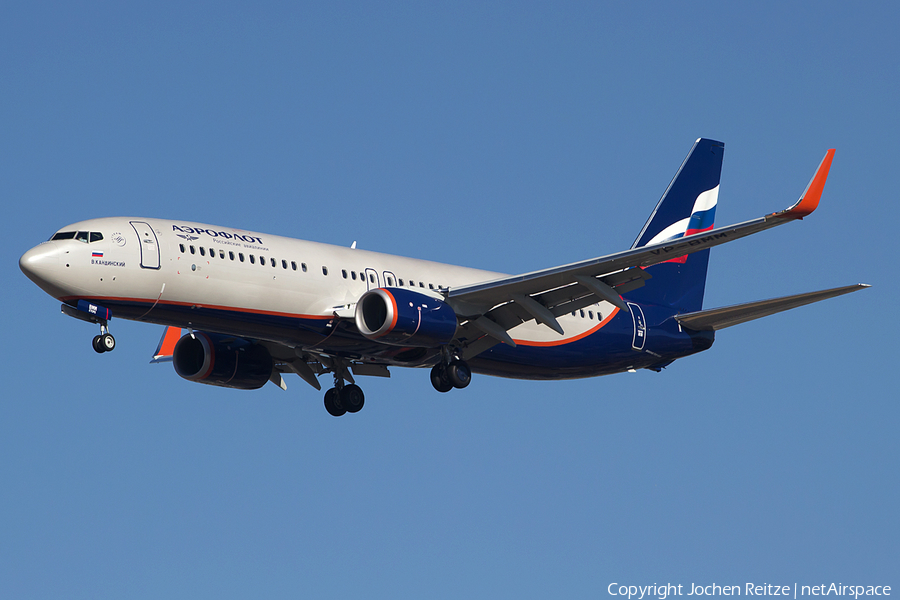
150;326;183;363
777;149;835;219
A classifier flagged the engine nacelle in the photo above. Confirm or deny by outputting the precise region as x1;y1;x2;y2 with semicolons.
173;332;273;390
355;287;458;348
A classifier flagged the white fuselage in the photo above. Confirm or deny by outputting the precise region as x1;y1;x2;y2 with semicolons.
22;217;614;349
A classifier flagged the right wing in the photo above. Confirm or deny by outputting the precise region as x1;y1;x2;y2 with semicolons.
446;150;837;353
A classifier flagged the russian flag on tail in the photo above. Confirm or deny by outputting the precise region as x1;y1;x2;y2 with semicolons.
645;185;719;263
625;138;725;312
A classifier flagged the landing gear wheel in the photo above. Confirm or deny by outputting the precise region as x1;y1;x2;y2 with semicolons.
100;333;116;352
92;335;105;354
341;384;365;413
447;360;471;389
430;364;453;393
324;388;346;417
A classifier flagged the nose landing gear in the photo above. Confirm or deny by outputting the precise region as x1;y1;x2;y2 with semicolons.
60;302;116;354
91;324;115;353
92;331;116;353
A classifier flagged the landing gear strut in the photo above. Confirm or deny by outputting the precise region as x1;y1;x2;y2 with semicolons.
430;356;471;393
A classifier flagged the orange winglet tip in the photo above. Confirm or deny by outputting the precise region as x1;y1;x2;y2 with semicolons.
778;149;835;219
151;326;183;362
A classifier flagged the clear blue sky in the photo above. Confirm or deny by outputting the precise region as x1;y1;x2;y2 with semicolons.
2;2;897;598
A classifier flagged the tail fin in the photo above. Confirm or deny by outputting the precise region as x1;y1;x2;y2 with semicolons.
624;138;724;312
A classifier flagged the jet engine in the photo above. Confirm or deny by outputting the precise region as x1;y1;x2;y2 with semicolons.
173;332;273;389
355;287;458;347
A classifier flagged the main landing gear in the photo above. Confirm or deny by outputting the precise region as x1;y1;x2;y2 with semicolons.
323;372;365;417
430;358;471;393
91;324;116;354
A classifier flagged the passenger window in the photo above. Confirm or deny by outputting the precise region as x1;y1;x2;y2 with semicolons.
200;247;206;256
249;255;256;264
428;283;434;290
282;260;287;269
210;248;215;257
270;258;276;267
387;277;394;286
259;255;264;265
322;266;328;275
302;263;307;272
90;232;103;243
342;270;348;279
398;279;404;286
239;253;245;262
220;250;225;259
75;231;89;243
370;274;376;283
580;310;585;318
190;246;195;254
229;251;235;260
588;311;594;320
291;261;297;271
419;282;424;288
351;271;357;280
179;244;185;253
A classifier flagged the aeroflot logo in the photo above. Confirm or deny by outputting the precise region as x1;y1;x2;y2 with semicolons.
172;225;264;245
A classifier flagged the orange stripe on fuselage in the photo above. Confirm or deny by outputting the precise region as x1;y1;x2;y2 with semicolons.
513;307;620;347
59;295;335;321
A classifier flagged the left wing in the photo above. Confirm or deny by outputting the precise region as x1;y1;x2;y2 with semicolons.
446;150;835;352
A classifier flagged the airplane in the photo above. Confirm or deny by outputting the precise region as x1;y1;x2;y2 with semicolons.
19;139;868;416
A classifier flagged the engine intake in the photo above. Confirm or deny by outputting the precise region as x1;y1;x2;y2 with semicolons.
355;287;458;348
173;332;273;390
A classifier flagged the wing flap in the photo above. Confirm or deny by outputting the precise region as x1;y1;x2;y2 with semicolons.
675;284;869;331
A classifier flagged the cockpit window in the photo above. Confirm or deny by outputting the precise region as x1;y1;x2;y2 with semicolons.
50;231;104;242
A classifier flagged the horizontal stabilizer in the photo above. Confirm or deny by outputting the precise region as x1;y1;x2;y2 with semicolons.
675;284;870;331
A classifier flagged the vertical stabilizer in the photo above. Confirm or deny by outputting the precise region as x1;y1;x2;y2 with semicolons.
625;138;724;312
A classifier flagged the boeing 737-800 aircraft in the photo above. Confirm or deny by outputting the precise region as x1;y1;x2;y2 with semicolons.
20;139;867;416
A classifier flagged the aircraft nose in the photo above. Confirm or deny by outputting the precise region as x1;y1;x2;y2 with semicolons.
19;242;59;284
